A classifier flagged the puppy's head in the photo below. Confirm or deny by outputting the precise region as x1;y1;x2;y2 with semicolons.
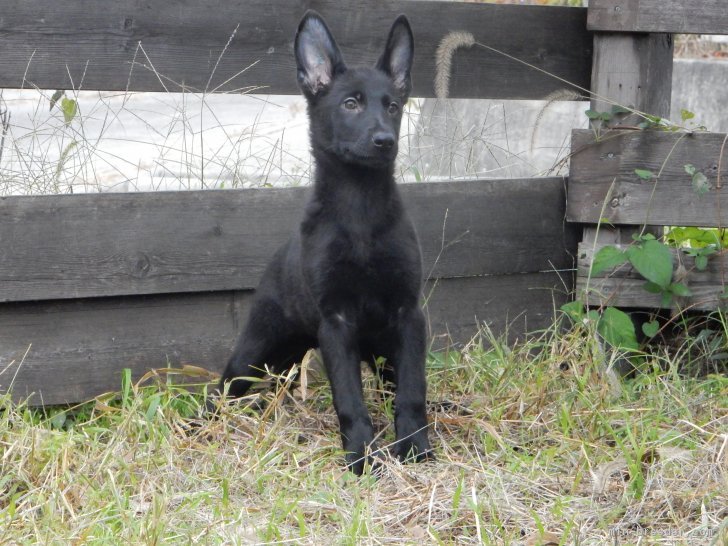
294;11;414;168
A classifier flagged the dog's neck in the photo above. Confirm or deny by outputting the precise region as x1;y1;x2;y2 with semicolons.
312;150;397;195
310;150;401;223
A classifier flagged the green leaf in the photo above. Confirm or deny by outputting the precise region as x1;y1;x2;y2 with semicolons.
585;109;603;120
611;105;632;115
667;226;720;248
598;307;639;351
634;169;654;181
145;394;161;421
50;411;67;430
411;167;422;183
626;240;674;288
680;109;695;122
591;245;628;276
684;163;697;176
61;97;78;125
695;254;708;271
645;114;662;124
691;172;709;196
50;90;64;111
642;320;660;338
561;301;585;323
669;282;692;297
643;281;663;294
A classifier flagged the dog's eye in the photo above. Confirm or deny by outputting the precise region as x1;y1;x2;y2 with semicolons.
387;102;399;115
343;98;359;110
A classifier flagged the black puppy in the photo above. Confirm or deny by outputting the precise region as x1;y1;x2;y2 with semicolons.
212;11;432;475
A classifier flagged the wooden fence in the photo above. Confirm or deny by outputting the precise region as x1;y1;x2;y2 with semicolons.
568;2;728;313
1;0;726;405
0;0;590;404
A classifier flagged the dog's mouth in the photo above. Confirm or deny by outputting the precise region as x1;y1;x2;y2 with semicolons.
339;144;398;167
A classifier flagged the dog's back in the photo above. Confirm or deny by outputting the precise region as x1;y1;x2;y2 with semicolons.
214;11;433;475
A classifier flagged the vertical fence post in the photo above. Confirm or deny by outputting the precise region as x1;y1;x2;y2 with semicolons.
582;31;673;247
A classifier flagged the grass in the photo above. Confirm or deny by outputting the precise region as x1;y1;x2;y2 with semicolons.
1;322;726;545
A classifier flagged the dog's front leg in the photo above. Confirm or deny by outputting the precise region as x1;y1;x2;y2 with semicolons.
393;306;433;463
318;315;376;475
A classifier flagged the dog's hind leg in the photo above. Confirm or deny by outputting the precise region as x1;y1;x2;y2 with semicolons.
213;297;311;403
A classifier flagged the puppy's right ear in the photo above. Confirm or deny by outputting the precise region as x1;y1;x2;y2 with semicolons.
295;11;346;98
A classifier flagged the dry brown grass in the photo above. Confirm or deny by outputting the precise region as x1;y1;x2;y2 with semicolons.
1;325;726;545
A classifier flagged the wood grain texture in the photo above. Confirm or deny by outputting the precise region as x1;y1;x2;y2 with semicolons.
568;129;728;225
1;271;570;405
0;178;578;302
577;241;728;310
579;30;672;250
579;240;727;279
588;0;728;35
589;32;673;126
0;0;592;99
577;277;727;312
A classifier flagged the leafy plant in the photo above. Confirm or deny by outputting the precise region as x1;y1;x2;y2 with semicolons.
684;163;710;195
50;91;78;125
634;168;655;181
561;301;638;352
591;234;689;309
666;226;725;249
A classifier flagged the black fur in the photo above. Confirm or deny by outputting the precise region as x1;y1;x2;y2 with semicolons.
212;11;432;475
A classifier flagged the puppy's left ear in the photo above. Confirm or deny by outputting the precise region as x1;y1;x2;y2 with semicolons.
376;15;414;99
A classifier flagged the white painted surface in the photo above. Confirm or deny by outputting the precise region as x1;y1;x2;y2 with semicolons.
1;59;725;195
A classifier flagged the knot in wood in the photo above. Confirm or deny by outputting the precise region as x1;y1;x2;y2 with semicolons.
132;252;151;278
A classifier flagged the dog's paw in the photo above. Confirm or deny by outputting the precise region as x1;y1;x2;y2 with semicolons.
394;434;435;464
345;448;387;477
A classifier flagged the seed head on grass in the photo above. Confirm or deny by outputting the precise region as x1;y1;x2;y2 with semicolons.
435;31;475;100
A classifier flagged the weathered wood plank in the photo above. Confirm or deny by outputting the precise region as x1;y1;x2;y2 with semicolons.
1;271;569;405
424;271;570;350
0;0;592;99
0;291;242;405
576;242;725;280
588;0;728;35
589;33;673;126
568;130;728;225
0;178;577;302
579;30;672;254
577;242;728;311
577;277;726;312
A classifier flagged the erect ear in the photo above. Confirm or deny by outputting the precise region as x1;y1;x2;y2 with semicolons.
376;15;414;99
294;11;346;98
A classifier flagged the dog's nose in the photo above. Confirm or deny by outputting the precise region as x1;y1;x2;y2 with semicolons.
372;132;395;149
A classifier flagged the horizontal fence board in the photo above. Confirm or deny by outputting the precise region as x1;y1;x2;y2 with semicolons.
425;272;568;349
0;291;241;405
0;0;592;99
588;0;728;35
577;241;727;311
576;277;725;312
0;178;577;303
1;271;569;405
568;129;728;226
577;242;726;280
